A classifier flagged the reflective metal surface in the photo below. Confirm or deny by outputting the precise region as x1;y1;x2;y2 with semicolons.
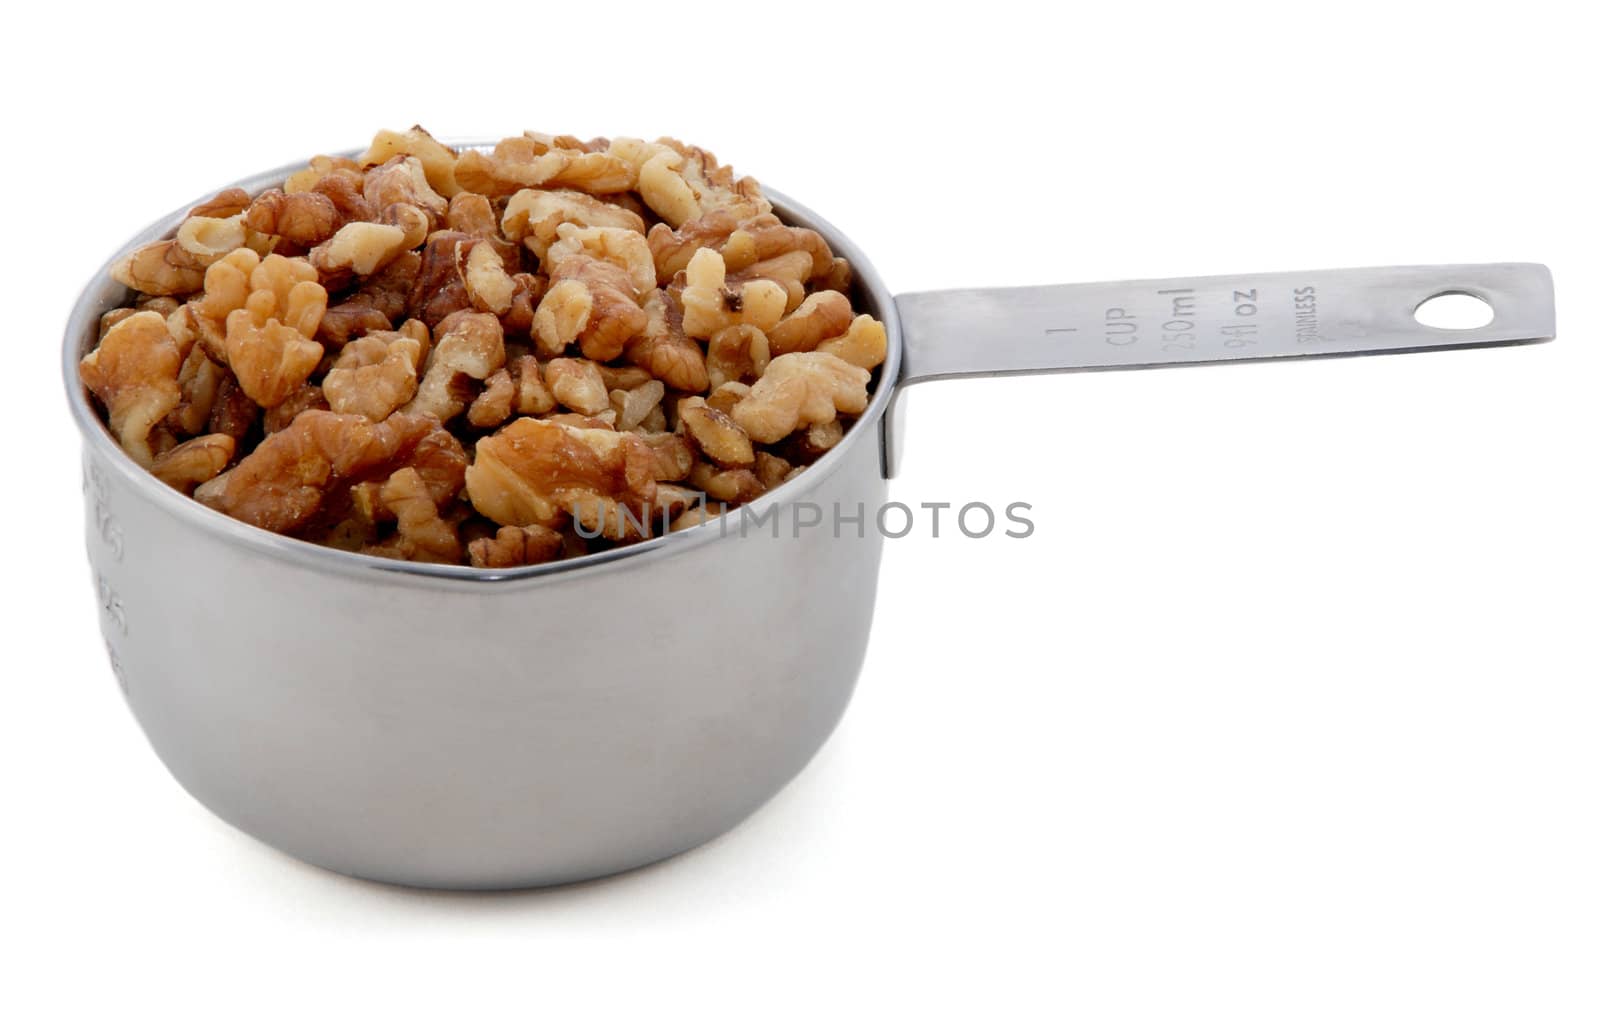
887;263;1555;475
63;147;1556;888
65;161;898;889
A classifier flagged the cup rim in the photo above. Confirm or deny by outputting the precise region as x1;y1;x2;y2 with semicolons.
62;144;905;585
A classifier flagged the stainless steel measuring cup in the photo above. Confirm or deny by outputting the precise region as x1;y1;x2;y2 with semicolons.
63;149;1557;889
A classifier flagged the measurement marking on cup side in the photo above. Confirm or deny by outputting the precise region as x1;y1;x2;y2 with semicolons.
1158;287;1198;351
83;458;125;560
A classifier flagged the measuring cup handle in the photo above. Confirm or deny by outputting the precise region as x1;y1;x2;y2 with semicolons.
882;263;1556;477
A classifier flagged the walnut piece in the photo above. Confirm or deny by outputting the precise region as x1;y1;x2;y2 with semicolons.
706;324;770;389
730;352;871;444
89;128;885;567
323;327;426;421
111;239;206;296
467;524;564;568
244;188;342;247
195;410;441;534
221;254;327;407
150;433;235;492
533;225;651;361
502;189;646;261
544;357;609;415
817;313;889;369
680;248;787;340
404;311;505;421
465;417;658;539
363;467;461;564
768;290;853;355
359;127;460;198
455;135;634;197
678;397;755;468
79;311;183;466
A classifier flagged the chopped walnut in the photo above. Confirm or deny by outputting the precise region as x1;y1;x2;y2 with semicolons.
174;214;251;265
754;451;798;490
166;346;224;436
319;251;421;345
785;418;846;462
407;230;519;329
545;410;617;430
283;154;364;194
610;378;665;431
721;213;837;280
509;355;556;415
625;138;769;228
678;397;755;468
730;352;871;443
544;357;609;415
466;367;515;428
187;188;253;220
263;382;328;435
706;324;771;389
598;364;655;391
768;290;853;355
244;188;342;247
323;328;425;421
535;225;651;361
310;203;430;278
88;128;885;567
626;289;709;392
455;135;634;197
362;156;448;229
465;417;657;539
359;126;460;198
688;461;765;504
734;250;813;312
641;431;694;481
501;272;546;336
680;248;787;339
646;209;740;283
404;311;505;421
817;313;889;370
446;192;498;236
206;372;258;440
195;409;440;533
221;254;327;407
706;381;751;415
363;467;462;564
150;433;235;492
463;242;515;315
467;524;565;568
668;500;728;532
79;311;182;466
502;188;646;261
530;279;591;357
111;239;206;296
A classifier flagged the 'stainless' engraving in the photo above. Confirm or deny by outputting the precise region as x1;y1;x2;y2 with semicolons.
83;458;125;560
1294;285;1323;344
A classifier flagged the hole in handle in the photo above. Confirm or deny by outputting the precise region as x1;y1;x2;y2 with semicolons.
1414;292;1495;330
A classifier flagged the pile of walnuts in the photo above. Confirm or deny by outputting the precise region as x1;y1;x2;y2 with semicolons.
80;128;888;567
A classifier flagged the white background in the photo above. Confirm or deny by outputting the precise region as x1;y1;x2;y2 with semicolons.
5;1;1596;1026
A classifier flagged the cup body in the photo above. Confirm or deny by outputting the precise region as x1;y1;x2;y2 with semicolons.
66;169;903;889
